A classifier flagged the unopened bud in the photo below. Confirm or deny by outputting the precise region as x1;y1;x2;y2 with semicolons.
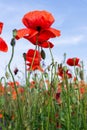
10;38;15;46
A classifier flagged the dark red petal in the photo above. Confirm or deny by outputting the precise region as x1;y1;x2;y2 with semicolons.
0;37;8;52
66;72;72;78
26;57;40;64
0;22;3;34
38;41;54;48
26;49;41;58
26;49;41;63
66;58;80;66
38;30;54;41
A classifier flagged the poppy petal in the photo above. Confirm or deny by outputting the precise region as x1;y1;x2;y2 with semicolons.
45;28;61;37
66;58;80;66
0;22;3;34
38;41;54;48
26;49;41;63
37;28;60;41
26;49;41;58
27;64;43;72
16;29;30;39
22;10;54;29
0;37;8;52
16;28;38;39
26;57;40;63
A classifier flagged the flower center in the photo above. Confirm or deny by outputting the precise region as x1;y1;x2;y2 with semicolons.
36;26;41;32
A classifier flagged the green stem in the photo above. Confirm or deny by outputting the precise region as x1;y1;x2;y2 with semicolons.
49;44;54;63
8;43;23;129
23;53;28;86
65;78;71;130
30;45;37;71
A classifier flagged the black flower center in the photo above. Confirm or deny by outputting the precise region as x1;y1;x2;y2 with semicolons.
36;26;41;32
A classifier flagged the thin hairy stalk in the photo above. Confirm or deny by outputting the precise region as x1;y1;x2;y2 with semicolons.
23;53;28;85
30;45;37;71
8;42;23;129
48;43;54;63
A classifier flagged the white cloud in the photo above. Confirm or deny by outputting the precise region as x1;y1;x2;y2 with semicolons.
79;26;87;32
51;35;85;46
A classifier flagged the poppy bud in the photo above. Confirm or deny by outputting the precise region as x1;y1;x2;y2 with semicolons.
41;49;46;59
10;38;16;46
23;53;26;61
13;29;17;38
79;70;84;80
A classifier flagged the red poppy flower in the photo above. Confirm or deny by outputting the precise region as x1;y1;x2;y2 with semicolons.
80;87;85;94
0;22;8;52
26;49;41;63
0;22;3;34
26;49;43;71
16;10;61;48
66;70;72;78
0;113;3;118
0;84;4;96
7;81;20;88
58;66;72;79
24;35;54;48
66;58;80;66
27;62;43;71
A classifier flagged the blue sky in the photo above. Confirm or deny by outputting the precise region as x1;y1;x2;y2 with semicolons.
0;0;87;78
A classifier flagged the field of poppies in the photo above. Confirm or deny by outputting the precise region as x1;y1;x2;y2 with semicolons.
0;10;87;130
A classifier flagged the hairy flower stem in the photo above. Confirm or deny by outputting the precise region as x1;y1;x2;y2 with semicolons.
30;35;39;71
23;53;28;86
8;42;23;129
30;45;37;71
49;44;54;63
63;76;71;130
27;35;38;85
0;76;6;84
